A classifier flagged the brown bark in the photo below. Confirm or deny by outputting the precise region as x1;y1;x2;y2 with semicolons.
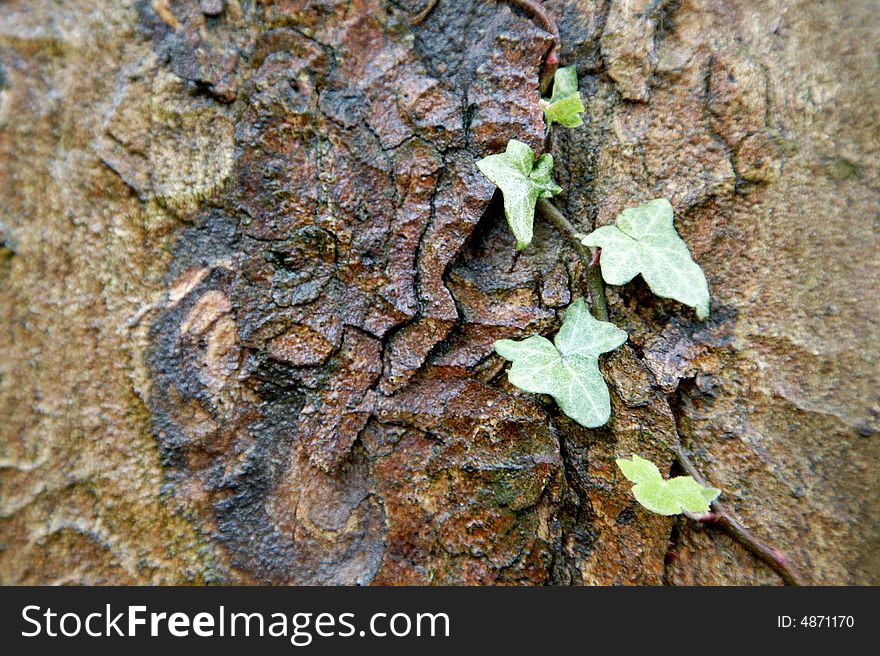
0;0;877;585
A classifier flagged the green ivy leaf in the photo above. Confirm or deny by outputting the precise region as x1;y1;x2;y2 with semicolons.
615;454;721;516
616;454;662;485
540;66;585;128
476;140;562;251
493;299;627;427
580;199;711;319
554;297;631;359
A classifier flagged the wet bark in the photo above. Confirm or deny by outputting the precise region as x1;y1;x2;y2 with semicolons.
0;0;877;585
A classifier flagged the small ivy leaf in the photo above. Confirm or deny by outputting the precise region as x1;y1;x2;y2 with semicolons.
615;454;662;486
540;66;585;128
628;479;683;516
493;335;560;395
493;300;626;428
701;486;722;504
665;477;721;513
616;455;721;516
476;140;562;251
554;299;628;359
581;198;711;319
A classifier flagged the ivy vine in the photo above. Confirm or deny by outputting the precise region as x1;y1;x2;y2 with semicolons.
469;2;803;585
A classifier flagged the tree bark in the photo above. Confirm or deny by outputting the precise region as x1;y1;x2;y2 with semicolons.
0;0;877;585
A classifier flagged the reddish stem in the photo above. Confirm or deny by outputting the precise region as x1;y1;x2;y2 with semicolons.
414;1;560;91
521;0;802;588
675;444;805;586
410;0;439;24
503;0;560;93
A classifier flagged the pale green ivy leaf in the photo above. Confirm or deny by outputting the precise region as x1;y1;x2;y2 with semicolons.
476;140;562;251
666;477;721;512
581;198;711;319
492;335;560;395
493;299;627;427
615;454;721;516
539;65;585;128
555;298;629;359
701;486;722;504
615;454;662;486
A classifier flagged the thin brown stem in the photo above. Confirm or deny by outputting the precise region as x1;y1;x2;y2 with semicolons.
674;443;805;586
410;0;439;24
537;199;608;321
417;2;559;90
523;0;799;587
539;194;801;584
501;0;560;93
584;257;608;322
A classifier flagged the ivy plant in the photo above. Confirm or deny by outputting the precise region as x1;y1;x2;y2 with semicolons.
540;65;585;128
476;140;562;251
580;198;711;319
493;299;626;428
478;75;711;426
616;455;720;516
471;8;801;584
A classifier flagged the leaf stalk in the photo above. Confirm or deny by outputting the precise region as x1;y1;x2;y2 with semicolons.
674;443;805;586
536;198;609;322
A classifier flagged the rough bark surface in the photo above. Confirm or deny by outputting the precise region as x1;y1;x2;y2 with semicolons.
0;0;877;584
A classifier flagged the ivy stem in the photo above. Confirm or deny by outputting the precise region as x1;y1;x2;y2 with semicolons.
674;443;805;586
410;0;439;24
523;0;801;588
536;198;609;321
416;2;559;90
504;0;561;93
538;199;802;585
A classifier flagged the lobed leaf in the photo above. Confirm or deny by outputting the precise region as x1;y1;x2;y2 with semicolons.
615;454;662;486
476;140;562;251
581;198;711;319
493;335;560;395
493;300;626;428
616;454;722;516
552;355;611;428
540;66;585;128
554;299;627;359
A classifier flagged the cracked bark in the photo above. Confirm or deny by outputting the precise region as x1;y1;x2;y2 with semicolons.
0;0;877;585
